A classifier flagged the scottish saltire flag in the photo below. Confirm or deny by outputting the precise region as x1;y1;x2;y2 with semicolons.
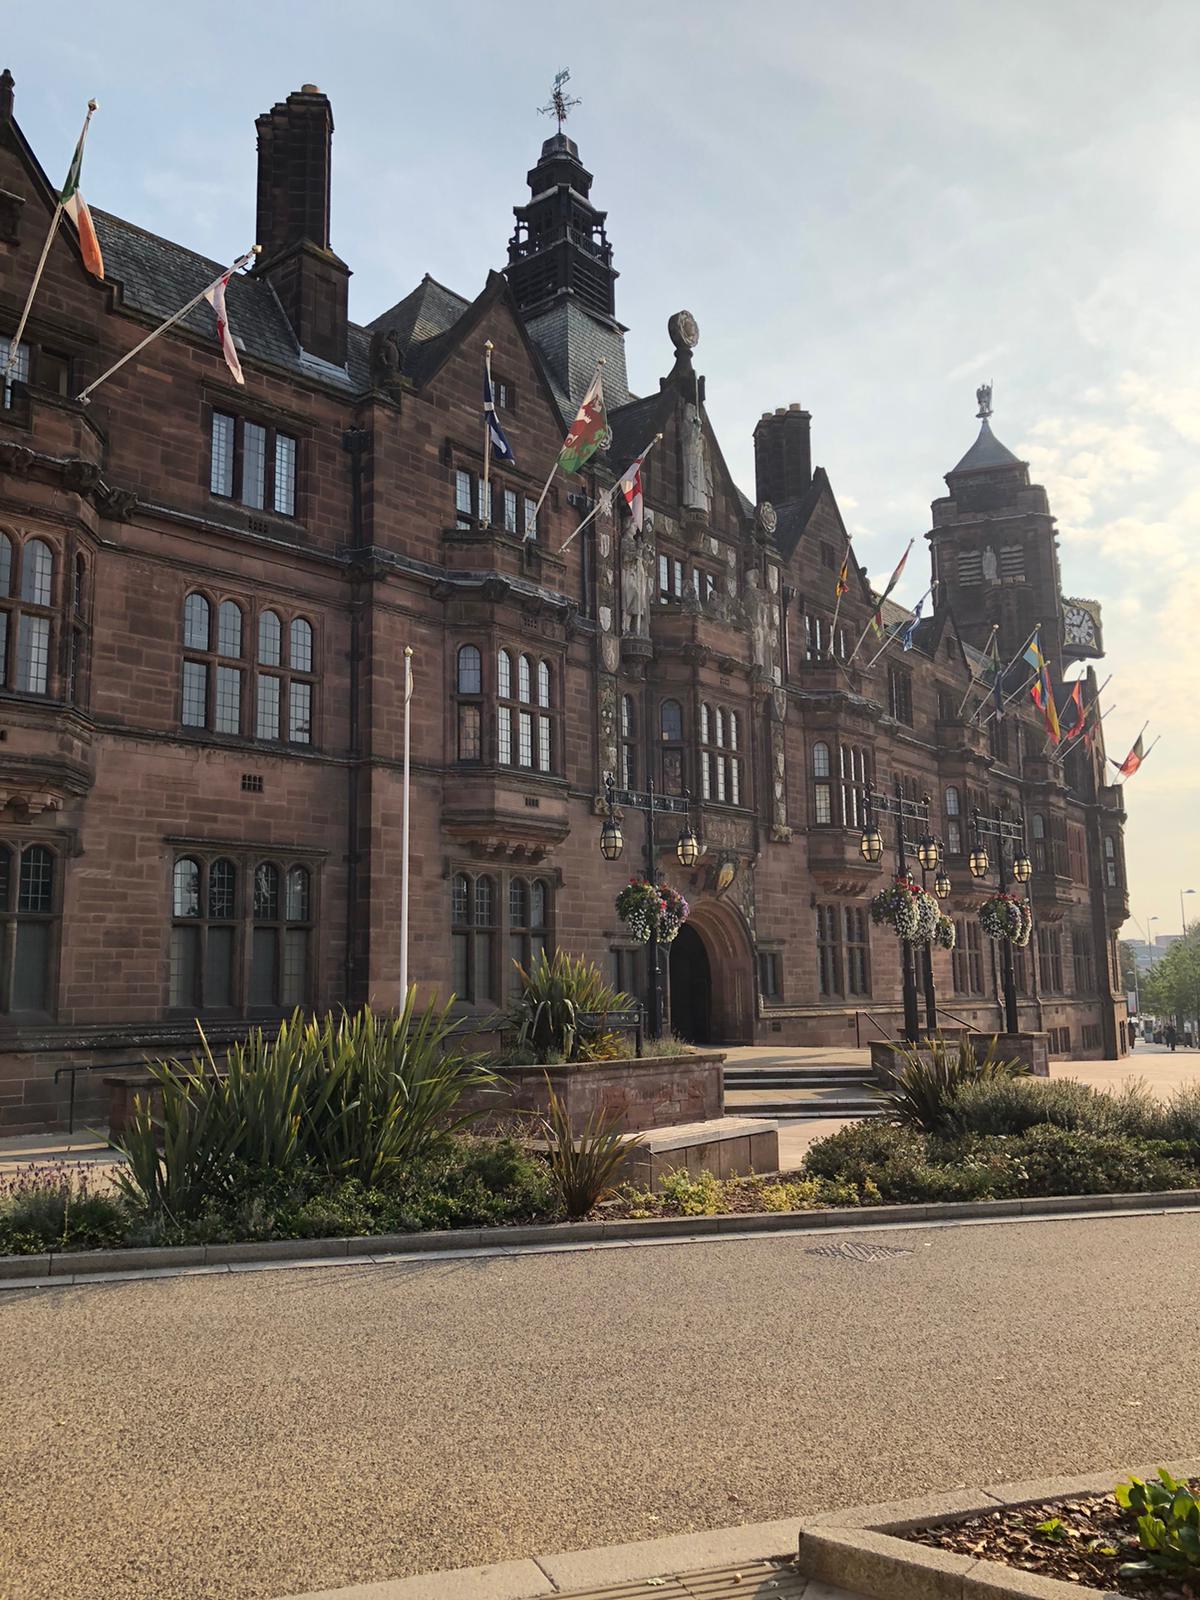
900;588;930;650
484;369;515;462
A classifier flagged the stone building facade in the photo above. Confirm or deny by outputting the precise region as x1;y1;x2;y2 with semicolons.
0;76;1130;1131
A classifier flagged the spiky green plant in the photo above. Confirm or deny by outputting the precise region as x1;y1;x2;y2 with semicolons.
872;1033;1030;1136
115;1001;492;1215
537;1083;641;1219
504;950;632;1064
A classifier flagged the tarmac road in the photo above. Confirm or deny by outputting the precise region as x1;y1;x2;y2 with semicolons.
1;1210;1198;1600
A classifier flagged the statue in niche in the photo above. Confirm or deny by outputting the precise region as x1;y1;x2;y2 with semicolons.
682;401;713;516
744;570;772;675
369;327;404;393
981;545;999;583
620;532;653;638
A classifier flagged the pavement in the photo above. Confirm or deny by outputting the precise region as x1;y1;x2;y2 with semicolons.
2;1208;1199;1600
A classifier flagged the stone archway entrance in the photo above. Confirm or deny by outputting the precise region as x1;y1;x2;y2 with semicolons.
667;898;754;1045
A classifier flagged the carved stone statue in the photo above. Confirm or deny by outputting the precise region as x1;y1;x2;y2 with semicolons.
620;532;653;638
744;569;772;675
369;327;404;393
981;544;999;583
682;401;713;516
976;382;993;420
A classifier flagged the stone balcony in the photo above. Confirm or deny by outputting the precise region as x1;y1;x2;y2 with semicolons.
440;770;571;860
807;828;881;896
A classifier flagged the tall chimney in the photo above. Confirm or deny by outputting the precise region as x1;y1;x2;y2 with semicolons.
753;403;812;507
254;85;350;366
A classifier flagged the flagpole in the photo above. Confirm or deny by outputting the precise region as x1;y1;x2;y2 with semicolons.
956;622;998;716
844;537;913;665
559;432;663;555
966;624;1039;723
482;341;493;528
3;101;100;382
533;356;604;521
1110;720;1149;770
862;622;904;672
399;646;413;1005
829;538;853;641
1051;697;1115;764
978;669;1038;727
75;244;259;403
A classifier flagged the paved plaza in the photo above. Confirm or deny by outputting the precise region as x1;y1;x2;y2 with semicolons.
2;1209;1199;1600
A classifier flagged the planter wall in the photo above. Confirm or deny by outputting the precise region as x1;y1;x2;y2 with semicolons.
461;1052;726;1135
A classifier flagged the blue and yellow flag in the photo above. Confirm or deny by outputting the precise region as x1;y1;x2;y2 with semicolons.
1024;629;1060;742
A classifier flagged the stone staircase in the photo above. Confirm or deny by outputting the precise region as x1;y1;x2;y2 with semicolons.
723;1062;881;1120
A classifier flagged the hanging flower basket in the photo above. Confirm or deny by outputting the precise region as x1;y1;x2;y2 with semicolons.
869;876;940;943
934;914;957;952
615;877;691;944
979;892;1033;947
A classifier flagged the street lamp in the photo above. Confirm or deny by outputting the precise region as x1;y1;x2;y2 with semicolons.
970;805;1030;1036
934;866;952;899
1182;888;1196;936
600;772;693;1041
917;832;941;872
862;781;931;1042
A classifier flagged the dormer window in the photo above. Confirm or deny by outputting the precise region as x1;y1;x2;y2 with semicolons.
210;411;297;518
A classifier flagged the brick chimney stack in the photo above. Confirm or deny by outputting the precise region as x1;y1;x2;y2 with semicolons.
753;403;812;507
254;85;350;366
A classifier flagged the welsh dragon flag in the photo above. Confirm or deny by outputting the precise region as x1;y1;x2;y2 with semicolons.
61;121;104;281
558;369;610;475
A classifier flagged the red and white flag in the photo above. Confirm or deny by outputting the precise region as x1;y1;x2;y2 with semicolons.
618;449;649;532
203;272;244;385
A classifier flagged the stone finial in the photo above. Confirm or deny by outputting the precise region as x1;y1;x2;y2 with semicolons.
0;69;14;123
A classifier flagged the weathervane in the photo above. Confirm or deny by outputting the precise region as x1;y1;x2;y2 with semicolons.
539;69;581;131
976;381;993;420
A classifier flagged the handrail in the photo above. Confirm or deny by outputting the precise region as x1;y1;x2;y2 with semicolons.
857;1009;898;1043
935;1005;980;1031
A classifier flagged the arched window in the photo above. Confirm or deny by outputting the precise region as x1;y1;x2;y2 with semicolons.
509;876;550;990
208;859;237;919
498;650;553;773
250;864;281;1007
290;617;313;674
1032;813;1048;873
812;741;830;777
217;600;243;658
456;644;483;762
451;872;497;1003
258;611;281;667
282;867;312;1005
944;786;962;855
73;555;86;617
0;533;11;597
660;699;684;794
184;593;210;651
1104;835;1118;888
620;694;637;788
700;702;744;805
840;745;870;830
21;539;52;606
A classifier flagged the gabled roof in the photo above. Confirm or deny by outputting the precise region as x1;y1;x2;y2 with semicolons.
523;300;633;423
607;389;672;473
949;418;1024;475
367;274;470;347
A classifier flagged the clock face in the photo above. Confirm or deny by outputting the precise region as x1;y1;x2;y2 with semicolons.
1064;604;1097;647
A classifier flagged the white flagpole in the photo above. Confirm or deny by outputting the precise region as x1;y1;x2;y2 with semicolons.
966;624;1040;723
482;341;493;528
3;101;98;382
75;244;260;403
862;621;905;672
559;433;663;555
399;646;414;1005
1110;720;1149;770
844;538;914;665
533;356;604;520
978;669;1038;727
1051;695;1115;764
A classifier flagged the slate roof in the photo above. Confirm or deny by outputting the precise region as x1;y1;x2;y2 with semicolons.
523;300;633;421
366;273;471;375
92;209;373;389
607;390;672;474
949;418;1024;475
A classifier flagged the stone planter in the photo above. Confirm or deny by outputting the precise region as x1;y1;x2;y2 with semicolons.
461;1051;726;1135
967;1030;1050;1077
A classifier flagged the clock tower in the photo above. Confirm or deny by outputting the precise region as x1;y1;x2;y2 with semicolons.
930;387;1071;664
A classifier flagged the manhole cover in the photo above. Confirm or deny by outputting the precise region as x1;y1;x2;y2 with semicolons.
806;1240;913;1262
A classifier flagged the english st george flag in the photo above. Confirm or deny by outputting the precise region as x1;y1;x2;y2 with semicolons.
202;272;244;385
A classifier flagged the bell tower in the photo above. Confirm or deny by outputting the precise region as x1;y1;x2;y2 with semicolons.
930;385;1066;661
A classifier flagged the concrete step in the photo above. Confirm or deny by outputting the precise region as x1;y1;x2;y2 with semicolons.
725;1097;881;1119
724;1069;872;1088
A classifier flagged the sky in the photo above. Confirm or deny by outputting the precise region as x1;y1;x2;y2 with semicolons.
6;0;1199;942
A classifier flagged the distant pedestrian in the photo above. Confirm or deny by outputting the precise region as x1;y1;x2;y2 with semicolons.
1166;1024;1178;1052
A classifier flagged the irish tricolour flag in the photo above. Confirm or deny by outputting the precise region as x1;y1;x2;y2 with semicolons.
61;118;104;281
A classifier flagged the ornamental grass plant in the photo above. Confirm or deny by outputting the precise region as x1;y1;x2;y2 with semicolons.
500;949;632;1064
872;1033;1029;1136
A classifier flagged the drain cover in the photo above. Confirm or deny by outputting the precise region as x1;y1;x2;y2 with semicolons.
806;1240;913;1262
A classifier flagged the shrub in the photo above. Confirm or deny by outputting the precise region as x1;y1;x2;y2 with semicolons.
657;1168;723;1215
537;1084;639;1219
1116;1469;1200;1580
949;1074;1167;1142
503;950;632;1064
117;1000;490;1218
802;1120;925;1184
1011;1126;1197;1196
0;1162;128;1254
873;1034;1029;1135
1163;1083;1200;1148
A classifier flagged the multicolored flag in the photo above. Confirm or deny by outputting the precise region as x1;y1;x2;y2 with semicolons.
202;272;244;385
1024;628;1060;742
1061;680;1086;741
1115;731;1146;778
900;588;930;650
484;364;514;462
835;549;851;598
871;538;913;634
558;368;610;475
618;448;649;533
60;107;104;280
